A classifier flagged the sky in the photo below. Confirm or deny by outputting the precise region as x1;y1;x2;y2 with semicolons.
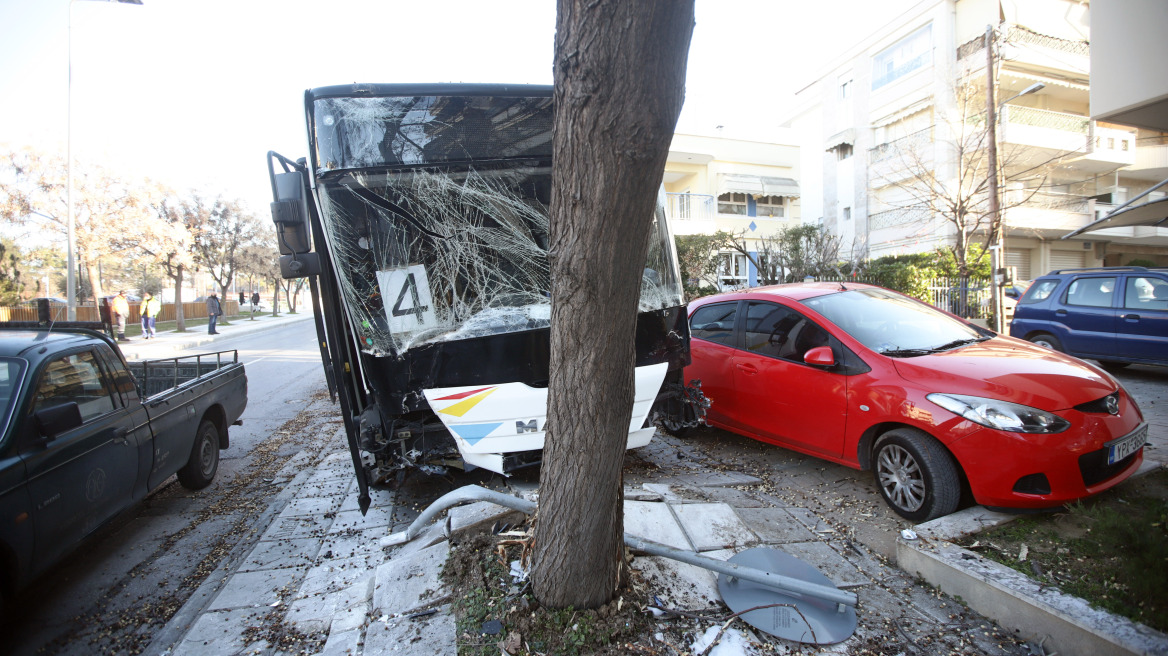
0;0;918;219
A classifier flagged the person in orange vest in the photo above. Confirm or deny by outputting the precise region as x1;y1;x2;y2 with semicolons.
112;290;131;341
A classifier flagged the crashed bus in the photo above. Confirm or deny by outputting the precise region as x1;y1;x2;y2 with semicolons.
266;84;697;509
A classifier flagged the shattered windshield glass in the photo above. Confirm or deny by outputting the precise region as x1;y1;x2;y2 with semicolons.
311;93;683;356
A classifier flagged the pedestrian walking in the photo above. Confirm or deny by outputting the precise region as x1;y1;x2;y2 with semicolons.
140;292;161;339
206;293;223;334
251;291;260;307
239;291;246;306
112;290;131;341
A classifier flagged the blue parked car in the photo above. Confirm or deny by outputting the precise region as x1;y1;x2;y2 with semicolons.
1009;266;1168;368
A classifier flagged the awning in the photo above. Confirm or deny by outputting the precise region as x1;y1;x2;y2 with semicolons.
824;128;854;151
718;174;801;199
1063;198;1168;237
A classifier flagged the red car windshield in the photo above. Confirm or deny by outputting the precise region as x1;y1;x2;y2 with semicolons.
801;288;984;355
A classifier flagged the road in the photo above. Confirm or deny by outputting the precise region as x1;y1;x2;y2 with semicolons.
5;319;339;656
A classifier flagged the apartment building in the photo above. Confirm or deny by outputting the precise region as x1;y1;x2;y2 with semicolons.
787;0;1168;280
663;131;802;288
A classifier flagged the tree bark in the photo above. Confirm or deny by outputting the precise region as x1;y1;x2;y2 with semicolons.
531;0;693;609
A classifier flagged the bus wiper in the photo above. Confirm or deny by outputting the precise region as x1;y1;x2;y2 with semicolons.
344;183;451;240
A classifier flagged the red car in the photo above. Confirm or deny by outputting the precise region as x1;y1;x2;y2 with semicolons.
682;283;1146;522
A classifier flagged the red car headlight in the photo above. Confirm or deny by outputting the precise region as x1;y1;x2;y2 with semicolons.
927;393;1071;434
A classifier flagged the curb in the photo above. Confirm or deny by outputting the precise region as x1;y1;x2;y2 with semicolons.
896;460;1168;656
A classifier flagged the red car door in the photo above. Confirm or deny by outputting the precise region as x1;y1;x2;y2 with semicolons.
731;301;848;459
686;301;748;430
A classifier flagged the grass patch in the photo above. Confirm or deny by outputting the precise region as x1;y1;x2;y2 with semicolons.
956;468;1168;631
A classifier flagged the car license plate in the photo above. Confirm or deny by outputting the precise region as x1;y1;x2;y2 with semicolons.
1107;425;1147;465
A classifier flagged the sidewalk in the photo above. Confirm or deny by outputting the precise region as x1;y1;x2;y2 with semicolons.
118;311;314;361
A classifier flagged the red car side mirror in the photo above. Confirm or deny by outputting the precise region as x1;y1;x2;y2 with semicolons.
804;346;835;367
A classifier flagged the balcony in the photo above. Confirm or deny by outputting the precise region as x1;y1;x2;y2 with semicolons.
1131;137;1168;181
665;193;717;235
999;106;1137;173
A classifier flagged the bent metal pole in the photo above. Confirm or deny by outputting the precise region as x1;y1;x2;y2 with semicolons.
384;484;857;610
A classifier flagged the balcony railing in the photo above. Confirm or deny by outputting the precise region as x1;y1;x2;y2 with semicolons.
869;127;931;163
870;206;932;230
665;192;715;222
1002;106;1089;135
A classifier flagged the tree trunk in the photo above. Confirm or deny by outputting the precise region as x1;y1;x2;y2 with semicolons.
174;265;186;332
531;0;693;610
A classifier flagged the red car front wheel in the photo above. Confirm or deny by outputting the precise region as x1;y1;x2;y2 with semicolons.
874;428;961;522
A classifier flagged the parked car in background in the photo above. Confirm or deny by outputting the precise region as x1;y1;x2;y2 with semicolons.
679;283;1147;522
1009;266;1168;368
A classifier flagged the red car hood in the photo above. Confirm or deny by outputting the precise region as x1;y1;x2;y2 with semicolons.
890;338;1116;411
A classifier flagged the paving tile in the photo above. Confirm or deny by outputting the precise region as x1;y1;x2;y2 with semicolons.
735;507;818;544
319;527;388;568
372;541;451;616
634;555;720;613
641;483;708;504
663;471;763;487
207;568;302;610
328;507;395;535
297;477;352;499
338;486;396;512
286;575;373;634
623;487;663;501
278;496;342;519
170;608;270;656
776;541;871;588
363;607;455;655
688;485;770;508
623;500;692;550
237;537;322;572
297;555;377;599
319;627;362;656
671;502;759;551
260;514;332;542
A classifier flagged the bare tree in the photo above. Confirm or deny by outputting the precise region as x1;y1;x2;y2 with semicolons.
142;190;202;331
530;0;694;609
867;81;1066;276
725;223;842;284
1;147;157;301
192;198;264;317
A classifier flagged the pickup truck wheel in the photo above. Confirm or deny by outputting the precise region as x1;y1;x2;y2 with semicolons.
873;428;960;522
178;420;220;490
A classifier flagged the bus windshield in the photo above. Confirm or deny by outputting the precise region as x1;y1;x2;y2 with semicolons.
310;92;683;356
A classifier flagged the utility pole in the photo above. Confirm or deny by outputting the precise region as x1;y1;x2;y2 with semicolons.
985;25;1003;333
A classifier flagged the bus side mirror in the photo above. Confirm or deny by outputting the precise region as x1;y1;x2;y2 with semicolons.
271;171;312;255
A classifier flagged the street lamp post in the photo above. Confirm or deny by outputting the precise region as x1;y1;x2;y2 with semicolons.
984;25;1043;333
66;0;143;321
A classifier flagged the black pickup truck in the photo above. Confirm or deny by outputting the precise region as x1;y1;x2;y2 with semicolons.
0;324;247;601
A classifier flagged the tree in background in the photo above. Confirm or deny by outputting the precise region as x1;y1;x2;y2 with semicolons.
531;0;694;609
192;199;265;320
724;223;843;286
0;238;23;305
0;147;157;302
143;190;200;331
674;231;730;299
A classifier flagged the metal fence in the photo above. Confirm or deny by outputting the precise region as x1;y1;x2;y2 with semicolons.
815;276;991;319
0;300;242;323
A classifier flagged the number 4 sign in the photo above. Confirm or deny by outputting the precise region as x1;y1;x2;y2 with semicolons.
376;265;437;335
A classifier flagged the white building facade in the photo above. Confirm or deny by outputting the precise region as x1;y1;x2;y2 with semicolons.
663;131;803;288
788;0;1168;280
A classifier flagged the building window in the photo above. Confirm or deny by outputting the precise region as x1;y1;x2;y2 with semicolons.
756;195;785;218
718;252;749;289
872;23;933;90
840;79;852;99
843;207;852;221
718;192;749;216
836;144;853;161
